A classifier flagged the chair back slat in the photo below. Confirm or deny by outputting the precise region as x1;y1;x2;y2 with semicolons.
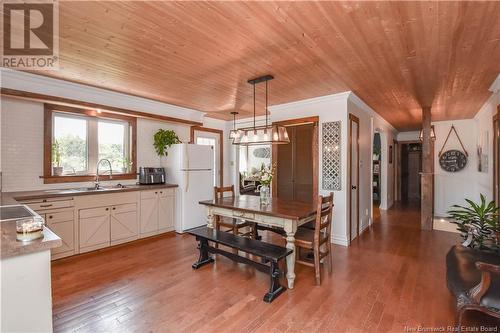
314;193;334;243
214;185;235;199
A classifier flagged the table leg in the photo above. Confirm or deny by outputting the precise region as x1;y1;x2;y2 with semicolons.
206;206;215;228
284;221;297;289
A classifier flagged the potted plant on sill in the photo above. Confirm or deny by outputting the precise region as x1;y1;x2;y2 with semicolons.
153;129;181;158
52;140;63;176
447;194;500;254
120;158;133;173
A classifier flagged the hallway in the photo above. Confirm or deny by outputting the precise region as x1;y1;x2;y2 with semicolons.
50;203;497;332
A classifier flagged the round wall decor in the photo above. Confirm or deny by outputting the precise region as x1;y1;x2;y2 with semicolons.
439;149;467;172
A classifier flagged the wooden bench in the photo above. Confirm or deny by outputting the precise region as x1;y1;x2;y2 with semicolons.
188;226;292;303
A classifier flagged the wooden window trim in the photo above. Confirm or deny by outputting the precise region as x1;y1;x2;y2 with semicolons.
43;103;137;184
189;126;224;187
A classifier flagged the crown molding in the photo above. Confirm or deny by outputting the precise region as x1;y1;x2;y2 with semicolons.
268;91;351;112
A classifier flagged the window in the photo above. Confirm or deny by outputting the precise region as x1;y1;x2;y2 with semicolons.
196;137;217;186
44;104;136;183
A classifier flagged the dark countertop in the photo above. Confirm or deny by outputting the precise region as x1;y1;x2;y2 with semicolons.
0;183;178;259
1;220;62;259
1;183;178;204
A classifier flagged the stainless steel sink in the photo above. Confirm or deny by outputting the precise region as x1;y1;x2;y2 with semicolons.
74;185;129;192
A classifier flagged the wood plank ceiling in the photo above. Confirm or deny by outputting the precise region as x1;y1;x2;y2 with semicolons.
35;1;500;130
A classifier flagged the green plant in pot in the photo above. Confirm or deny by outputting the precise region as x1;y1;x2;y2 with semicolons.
447;194;500;253
153;129;181;157
52;140;63;176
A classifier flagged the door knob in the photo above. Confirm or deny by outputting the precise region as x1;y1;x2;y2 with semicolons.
351;185;357;190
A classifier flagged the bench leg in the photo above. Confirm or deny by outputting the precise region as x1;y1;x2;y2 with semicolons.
192;238;214;269
263;261;286;303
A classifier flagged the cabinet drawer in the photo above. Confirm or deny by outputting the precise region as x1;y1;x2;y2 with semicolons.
112;203;137;214
79;206;110;219
27;199;74;211
140;190;158;199
46;210;74;223
158;188;175;197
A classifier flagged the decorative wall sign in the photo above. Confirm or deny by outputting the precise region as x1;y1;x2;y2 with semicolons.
439;149;468;172
322;121;341;190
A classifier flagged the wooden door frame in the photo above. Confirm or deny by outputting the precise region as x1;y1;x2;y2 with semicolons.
348;114;360;244
272;116;319;202
393;139;398;203
493;104;500;205
190;126;224;187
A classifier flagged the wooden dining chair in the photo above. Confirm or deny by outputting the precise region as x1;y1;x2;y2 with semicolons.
294;193;334;285
213;185;257;238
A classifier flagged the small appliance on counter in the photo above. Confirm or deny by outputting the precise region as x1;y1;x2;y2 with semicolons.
139;167;166;185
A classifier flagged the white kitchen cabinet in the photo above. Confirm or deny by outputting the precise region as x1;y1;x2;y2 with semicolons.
20;197;77;260
111;203;138;245
45;210;75;258
79;207;111;253
140;189;175;238
158;190;175;232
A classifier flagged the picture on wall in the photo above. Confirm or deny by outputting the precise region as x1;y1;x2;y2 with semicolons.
477;131;489;173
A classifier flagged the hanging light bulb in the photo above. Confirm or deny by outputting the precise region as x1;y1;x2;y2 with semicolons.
229;111;239;139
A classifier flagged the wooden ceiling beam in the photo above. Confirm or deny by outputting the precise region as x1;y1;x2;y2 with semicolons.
0;88;203;127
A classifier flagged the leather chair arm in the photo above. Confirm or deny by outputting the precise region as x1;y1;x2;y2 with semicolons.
469;261;500;304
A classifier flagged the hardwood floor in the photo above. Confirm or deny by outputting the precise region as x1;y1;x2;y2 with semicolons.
51;203;498;332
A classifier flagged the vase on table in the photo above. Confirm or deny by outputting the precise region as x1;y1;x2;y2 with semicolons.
259;185;270;205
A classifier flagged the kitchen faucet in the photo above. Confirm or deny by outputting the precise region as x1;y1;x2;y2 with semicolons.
95;159;113;189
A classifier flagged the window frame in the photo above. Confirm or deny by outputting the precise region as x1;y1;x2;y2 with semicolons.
43;103;137;184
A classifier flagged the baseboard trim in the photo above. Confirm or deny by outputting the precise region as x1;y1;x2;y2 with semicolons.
332;235;348;247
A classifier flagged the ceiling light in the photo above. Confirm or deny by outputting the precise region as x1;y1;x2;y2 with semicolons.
232;75;290;146
419;125;436;141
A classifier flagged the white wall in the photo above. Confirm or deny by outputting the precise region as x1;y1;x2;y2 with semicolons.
433;119;480;216
0;70;233;191
397;131;420;142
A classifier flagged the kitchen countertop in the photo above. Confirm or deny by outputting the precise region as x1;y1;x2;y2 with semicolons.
1;183;178;205
1;221;62;259
0;183;178;259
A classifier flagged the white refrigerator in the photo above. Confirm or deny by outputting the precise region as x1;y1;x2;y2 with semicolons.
164;143;214;233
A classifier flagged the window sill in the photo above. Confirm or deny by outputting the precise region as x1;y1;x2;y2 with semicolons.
40;173;137;184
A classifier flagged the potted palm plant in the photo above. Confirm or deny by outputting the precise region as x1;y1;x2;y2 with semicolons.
52;140;63;176
447;194;500;253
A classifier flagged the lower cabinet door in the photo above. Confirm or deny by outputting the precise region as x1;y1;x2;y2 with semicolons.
47;219;74;255
79;207;111;252
158;195;174;231
111;203;138;243
140;197;158;235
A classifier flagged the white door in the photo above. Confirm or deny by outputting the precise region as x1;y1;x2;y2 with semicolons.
79;207;111;251
111;203;138;242
140;191;159;234
350;115;360;242
195;134;220;187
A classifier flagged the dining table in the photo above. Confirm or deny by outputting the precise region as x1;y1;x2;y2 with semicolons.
199;195;317;289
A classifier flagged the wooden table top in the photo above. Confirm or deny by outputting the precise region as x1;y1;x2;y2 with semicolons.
199;195;317;220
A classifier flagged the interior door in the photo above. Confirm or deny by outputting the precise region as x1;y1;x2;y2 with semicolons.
349;114;360;243
276;123;314;202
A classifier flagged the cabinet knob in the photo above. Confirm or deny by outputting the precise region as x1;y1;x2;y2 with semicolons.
106;208;109;211
160;191;163;194
155;192;158;194
48;215;53;219
112;207;116;210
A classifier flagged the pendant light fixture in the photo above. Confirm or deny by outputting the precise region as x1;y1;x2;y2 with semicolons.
231;75;290;146
229;111;239;139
